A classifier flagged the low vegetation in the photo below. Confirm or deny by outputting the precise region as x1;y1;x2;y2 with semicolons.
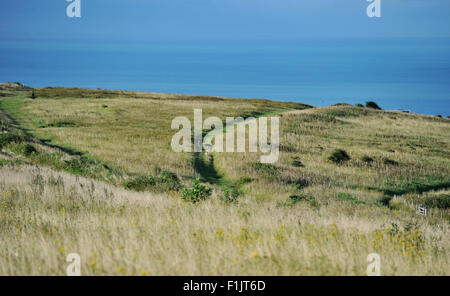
0;85;448;275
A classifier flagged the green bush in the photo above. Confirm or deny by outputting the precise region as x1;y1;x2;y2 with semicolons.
237;176;252;185
361;156;374;163
250;162;278;177
219;186;240;203
124;170;181;192
181;178;212;203
337;193;363;204
287;193;319;208
424;194;450;210
383;158;399;166
0;133;25;149
328;149;350;164
291;157;304;167
23;144;37;156
365;101;382;110
377;196;392;207
355;103;364;107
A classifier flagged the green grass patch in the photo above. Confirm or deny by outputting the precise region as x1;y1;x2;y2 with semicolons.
336;193;363;204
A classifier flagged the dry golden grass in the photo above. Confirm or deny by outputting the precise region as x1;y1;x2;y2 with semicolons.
0;87;448;275
0;164;448;275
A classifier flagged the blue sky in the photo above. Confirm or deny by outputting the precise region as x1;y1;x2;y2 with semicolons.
1;0;450;42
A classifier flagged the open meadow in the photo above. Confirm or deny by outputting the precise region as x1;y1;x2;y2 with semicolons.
0;83;449;275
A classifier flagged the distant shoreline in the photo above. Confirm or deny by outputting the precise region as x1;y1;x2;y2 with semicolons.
2;81;449;118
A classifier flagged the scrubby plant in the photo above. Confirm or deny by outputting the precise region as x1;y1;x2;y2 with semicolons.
424;194;450;209
365;101;382;110
337;193;363;204
355;103;364;107
237;176;252;185
377;195;392;207
219;186;240;203
0;132;25;149
383;158;399;166
30;89;36;99
124;170;181;192
181;178;212;203
328;149;350;164
291;157;304;167
361;155;374;163
249;162;278;178
23;144;37;156
286;193;319;208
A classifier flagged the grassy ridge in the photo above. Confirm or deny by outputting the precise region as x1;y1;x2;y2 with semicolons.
0;86;449;275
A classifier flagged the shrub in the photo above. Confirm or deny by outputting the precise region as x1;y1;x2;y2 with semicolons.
23;144;37;156
291;157;304;167
361;156;374;163
377;196;392;207
287;193;318;208
124;170;181;192
181;178;212;203
219;186;240;203
365;101;382;110
124;175;157;191
237;176;252;185
0;133;25;149
355;103;364;107
30;89;36;99
102;104;108;108
328;149;350;164
383;158;399;166
424;194;450;210
337;193;363;204
46;121;76;128
249;162;278;177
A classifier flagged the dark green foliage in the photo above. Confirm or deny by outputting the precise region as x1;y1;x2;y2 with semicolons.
219;186;240;203
365;101;382;110
237;176;252;185
337;193;363;204
328;149;350;164
291;157;304;167
383;158;399;166
332;103;352;106
250;162;278;177
361;156;374;163
370;177;450;196
424;194;450;210
0;132;25;149
181;178;212;203
377;195;392;207
287;193;319;208
45;121;76;128
355;103;364;107
124;170;181;192
30;89;36;99
23;144;37;156
102;104;108;108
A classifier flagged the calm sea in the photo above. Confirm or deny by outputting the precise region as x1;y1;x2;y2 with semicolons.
1;38;449;116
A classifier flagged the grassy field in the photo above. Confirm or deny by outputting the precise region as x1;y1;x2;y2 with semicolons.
0;84;449;275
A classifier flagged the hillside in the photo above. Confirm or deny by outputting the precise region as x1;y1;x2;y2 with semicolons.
0;85;448;275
